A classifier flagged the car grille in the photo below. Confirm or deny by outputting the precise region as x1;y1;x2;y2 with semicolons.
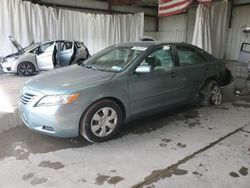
20;93;37;105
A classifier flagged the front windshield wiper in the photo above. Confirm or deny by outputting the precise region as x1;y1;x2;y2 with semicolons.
85;65;97;70
84;64;116;72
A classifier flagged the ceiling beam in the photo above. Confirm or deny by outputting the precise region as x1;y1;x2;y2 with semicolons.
31;0;157;16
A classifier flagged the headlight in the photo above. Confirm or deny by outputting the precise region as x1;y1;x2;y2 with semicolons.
5;56;19;62
36;93;80;107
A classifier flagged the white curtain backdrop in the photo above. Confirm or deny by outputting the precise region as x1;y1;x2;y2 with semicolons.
192;0;228;58
210;1;228;58
192;4;212;54
0;0;144;56
58;10;144;54
0;0;57;56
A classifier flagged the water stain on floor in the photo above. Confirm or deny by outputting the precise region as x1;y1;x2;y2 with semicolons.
95;175;110;185
187;121;201;128
30;177;48;185
192;171;203;178
229;171;240;178
38;160;65;170
95;174;124;185
0;125;90;160
78;178;87;183
159;138;172;148
22;173;34;181
239;166;248;176
143;167;188;184
12;142;30;160
177;143;186;148
107;176;124;185
120;105;200;135
162;138;171;143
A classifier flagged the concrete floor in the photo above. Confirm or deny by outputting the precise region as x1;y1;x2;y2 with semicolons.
0;72;250;188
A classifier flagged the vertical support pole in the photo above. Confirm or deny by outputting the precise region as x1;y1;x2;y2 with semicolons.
108;0;112;14
156;5;159;32
156;17;159;32
185;8;189;43
229;0;234;28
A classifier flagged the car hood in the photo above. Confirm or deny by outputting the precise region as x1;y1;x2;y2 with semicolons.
25;65;116;95
9;36;24;54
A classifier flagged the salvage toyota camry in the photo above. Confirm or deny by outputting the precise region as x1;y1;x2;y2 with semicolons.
19;42;233;142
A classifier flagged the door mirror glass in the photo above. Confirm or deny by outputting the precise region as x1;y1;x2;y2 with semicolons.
38;46;43;54
135;65;152;73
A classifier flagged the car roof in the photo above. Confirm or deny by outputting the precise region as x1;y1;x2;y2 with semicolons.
117;41;195;48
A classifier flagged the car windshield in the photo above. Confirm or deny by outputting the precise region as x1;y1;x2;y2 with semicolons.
24;43;41;52
83;46;147;72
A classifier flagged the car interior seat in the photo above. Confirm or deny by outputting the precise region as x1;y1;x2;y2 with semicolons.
69;45;77;65
145;56;161;68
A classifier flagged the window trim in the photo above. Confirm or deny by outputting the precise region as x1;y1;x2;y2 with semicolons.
240;42;250;53
174;45;208;67
136;45;175;72
40;41;55;53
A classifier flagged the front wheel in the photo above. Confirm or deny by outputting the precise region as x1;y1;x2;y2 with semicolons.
200;80;222;106
80;100;123;143
17;62;35;76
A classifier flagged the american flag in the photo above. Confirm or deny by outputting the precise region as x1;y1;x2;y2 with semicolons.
158;0;212;17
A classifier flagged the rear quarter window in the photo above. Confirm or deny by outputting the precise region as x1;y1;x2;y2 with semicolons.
176;46;207;66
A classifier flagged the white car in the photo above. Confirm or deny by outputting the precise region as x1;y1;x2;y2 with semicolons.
0;36;90;76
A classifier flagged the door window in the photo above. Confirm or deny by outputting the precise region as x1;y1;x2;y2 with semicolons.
60;42;73;51
176;46;206;66
40;42;54;53
140;46;173;71
241;43;250;53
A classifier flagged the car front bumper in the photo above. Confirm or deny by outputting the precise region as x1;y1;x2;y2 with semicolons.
19;87;84;138
1;60;18;73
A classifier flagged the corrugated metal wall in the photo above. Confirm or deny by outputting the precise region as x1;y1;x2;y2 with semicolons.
225;5;250;60
144;14;188;42
144;8;197;43
144;4;250;61
144;31;186;42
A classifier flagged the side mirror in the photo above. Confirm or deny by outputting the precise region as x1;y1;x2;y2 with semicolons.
36;46;43;55
135;65;152;74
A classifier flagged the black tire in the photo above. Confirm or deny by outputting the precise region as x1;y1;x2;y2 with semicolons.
80;100;123;143
200;80;222;106
17;62;35;76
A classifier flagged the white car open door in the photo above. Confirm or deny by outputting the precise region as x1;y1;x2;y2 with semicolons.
36;41;55;70
57;41;74;66
238;43;250;67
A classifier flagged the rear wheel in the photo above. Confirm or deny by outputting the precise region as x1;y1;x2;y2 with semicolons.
80;100;123;143
200;80;222;106
17;62;35;76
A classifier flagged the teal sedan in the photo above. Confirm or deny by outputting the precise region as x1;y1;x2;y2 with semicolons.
19;42;233;142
